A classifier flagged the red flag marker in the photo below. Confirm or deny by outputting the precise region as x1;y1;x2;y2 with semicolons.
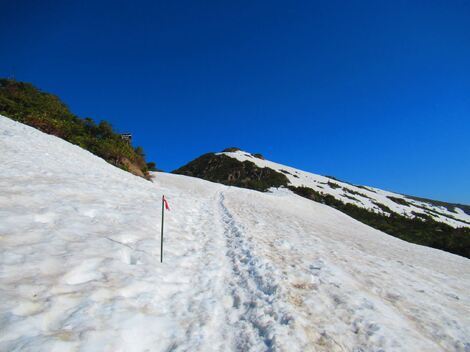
161;195;170;263
163;195;170;210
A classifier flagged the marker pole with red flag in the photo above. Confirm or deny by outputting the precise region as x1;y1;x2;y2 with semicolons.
161;195;170;263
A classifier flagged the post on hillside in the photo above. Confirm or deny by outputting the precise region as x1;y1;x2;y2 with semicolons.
161;196;164;263
160;195;170;263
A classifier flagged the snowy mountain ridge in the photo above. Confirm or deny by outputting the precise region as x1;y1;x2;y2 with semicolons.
1;115;469;351
218;150;470;229
175;149;470;257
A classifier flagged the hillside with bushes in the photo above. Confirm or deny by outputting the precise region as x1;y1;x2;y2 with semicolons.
0;79;155;178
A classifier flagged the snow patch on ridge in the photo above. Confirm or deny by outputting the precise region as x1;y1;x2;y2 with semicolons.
218;150;470;228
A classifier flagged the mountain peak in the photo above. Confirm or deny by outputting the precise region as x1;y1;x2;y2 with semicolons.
174;150;470;258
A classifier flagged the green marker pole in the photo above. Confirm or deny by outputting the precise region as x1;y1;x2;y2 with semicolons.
161;196;164;263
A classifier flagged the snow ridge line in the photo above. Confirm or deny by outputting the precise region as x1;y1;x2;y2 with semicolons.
218;192;290;352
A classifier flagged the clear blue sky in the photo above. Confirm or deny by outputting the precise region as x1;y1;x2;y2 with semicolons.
1;1;469;203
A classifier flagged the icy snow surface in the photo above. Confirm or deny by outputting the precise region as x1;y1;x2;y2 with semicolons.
218;151;470;228
1;115;469;352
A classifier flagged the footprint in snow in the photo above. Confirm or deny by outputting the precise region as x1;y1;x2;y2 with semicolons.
309;259;324;274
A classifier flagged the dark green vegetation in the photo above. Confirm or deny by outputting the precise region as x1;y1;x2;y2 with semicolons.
0;79;155;178
387;196;411;206
411;203;470;226
406;195;470;216
343;187;371;199
288;186;470;258
357;185;377;193
373;201;393;214
173;153;289;191
327;181;341;189
146;162;158;172
343;194;360;202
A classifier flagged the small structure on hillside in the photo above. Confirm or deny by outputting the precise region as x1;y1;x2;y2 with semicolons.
120;133;132;144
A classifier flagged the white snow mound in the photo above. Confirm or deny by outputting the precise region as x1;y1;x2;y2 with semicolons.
1;115;469;352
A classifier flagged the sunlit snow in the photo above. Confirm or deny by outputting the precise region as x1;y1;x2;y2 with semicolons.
1;115;469;351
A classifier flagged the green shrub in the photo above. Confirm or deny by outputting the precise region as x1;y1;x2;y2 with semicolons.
327;181;341;189
146;162;157;171
373;201;393;214
357;185;377;193
343;187;371;199
343;194;360;202
387;196;410;206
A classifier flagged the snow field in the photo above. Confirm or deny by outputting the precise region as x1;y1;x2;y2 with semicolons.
223;187;470;351
1;115;469;351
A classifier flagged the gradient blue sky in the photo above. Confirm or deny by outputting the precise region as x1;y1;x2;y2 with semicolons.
1;1;469;203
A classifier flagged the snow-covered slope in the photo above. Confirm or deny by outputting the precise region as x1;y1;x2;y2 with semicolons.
1;115;469;352
218;150;470;228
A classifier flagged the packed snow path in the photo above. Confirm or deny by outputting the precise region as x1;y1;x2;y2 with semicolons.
1;115;470;352
219;192;291;351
